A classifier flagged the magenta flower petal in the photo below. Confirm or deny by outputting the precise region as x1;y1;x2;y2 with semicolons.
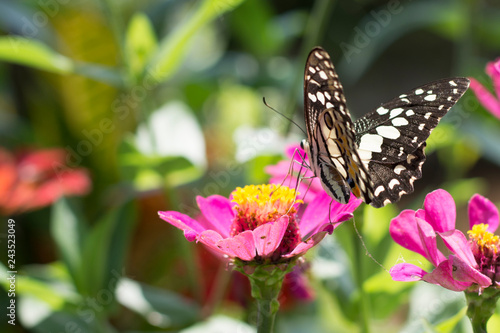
283;232;327;258
416;218;446;267
197;195;234;238
422;259;472;291
422;189;456;232
469;78;500;119
159;211;206;240
198;230;225;255
468;194;499;232
450;255;491;288
253;216;289;257
217;230;256;261
390;210;446;265
389;263;428;282
439;229;477;267
299;192;333;237
486;58;500;100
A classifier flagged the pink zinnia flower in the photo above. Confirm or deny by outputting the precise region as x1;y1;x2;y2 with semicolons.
0;148;91;215
159;184;361;265
469;58;500;119
389;189;499;292
265;144;324;203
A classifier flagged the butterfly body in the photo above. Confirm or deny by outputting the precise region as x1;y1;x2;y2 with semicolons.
302;47;469;208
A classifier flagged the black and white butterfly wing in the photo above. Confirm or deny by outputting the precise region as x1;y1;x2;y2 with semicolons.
302;47;373;204
354;78;470;207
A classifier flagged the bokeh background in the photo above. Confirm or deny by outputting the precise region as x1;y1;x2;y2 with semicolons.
1;0;500;332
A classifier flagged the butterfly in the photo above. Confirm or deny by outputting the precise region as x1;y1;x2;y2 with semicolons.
300;47;470;208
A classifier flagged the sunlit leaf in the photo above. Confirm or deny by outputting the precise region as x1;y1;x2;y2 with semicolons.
0;36;73;73
125;12;158;82
147;0;246;84
434;306;467;333
116;278;199;328
50;198;87;292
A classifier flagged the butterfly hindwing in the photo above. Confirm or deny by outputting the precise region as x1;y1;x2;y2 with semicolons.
354;78;470;164
353;78;470;207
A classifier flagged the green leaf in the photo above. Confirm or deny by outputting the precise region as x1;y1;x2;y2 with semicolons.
0;36;74;73
147;0;246;84
119;135;201;189
434;306;467;333
50;198;88;292
81;201;136;296
116;278;200;328
18;297;93;333
0;262;69;310
125;12;158;82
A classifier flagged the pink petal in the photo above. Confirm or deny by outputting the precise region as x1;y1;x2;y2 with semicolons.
422;259;472;291
416;218;446;267
253;216;289;257
450;255;491;288
198;230;225;254
298;192;332;238
283;231;327;258
216;230;256;261
159;211;206;240
389;263;427;282
196;195;234;238
486;58;500;101
468;194;499;232
390;210;445;265
422;189;456;232
469;77;500;119
439;229;477;267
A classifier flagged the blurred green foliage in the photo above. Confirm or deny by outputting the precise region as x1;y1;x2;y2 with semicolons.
1;0;500;332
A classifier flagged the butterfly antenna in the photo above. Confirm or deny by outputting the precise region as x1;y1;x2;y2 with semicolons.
263;97;307;137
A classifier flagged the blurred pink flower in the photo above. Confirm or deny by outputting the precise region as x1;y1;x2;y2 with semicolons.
0;148;91;215
159;184;361;265
469;58;500;119
389;189;499;292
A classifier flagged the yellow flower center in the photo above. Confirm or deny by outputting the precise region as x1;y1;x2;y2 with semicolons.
468;224;500;254
231;184;302;224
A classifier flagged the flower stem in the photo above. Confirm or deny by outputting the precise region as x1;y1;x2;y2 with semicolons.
236;263;293;333
465;288;500;333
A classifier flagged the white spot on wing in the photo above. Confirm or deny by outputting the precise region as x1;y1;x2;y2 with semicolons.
376;126;400;139
318;71;328;80
308;93;317;102
424;112;432;119
390;108;404;118
406;110;415;116
418;123;425;130
316;92;325;105
424;94;437;101
392;117;409;126
377;107;389;115
415;89;424;95
359;134;384;153
326;102;334;108
394;165;406;175
389;179;400;189
449;80;457;86
374;186;385;196
309;66;316;73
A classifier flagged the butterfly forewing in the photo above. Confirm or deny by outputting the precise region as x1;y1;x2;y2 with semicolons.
303;47;373;204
